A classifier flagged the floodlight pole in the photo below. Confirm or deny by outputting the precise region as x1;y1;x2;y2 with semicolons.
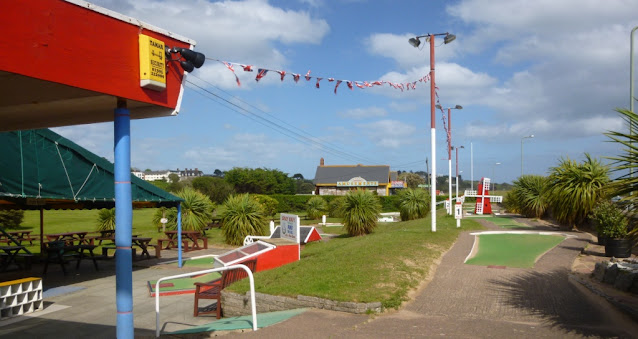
630;26;637;180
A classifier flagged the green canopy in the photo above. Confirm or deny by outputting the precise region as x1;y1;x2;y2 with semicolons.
0;129;182;210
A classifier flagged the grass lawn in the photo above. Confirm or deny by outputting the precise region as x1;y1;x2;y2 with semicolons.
465;233;565;268
16;208;231;255
228;212;484;309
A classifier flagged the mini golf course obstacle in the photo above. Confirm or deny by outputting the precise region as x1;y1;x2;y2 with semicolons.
244;226;322;246
463;177;502;215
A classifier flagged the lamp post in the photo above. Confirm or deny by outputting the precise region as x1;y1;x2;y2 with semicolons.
409;32;456;232
491;162;501;191
436;104;463;215
521;134;534;176
455;145;464;201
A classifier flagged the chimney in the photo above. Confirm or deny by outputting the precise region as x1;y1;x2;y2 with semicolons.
320;157;324;166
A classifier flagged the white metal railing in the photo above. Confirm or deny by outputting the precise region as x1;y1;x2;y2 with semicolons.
154;264;257;337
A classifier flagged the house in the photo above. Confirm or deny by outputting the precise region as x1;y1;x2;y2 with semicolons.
313;158;405;196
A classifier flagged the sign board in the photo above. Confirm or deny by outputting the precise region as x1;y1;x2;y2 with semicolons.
280;213;300;243
417;184;429;188
139;34;166;91
454;203;463;220
390;180;406;188
337;181;379;187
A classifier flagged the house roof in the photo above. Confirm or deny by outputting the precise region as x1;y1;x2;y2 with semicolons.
313;165;391;185
0;129;182;210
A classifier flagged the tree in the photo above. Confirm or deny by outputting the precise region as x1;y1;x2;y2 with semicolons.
292;173;304;180
545;154;609;228
150;180;170;191
224;167;295;194
192;176;236;204
506;175;548;218
214;169;224;177
253;194;279;219
0;210;24;229
295;180;315;194
145;168;152;172
398;172;425;189
398;188;430;221
152;187;215;232
605;108;638;216
306;196;327;220
96;208;116;231
221;194;268;245
342;190;381;236
168;173;180;183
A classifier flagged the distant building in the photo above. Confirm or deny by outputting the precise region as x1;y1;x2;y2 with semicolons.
131;168;204;181
177;168;203;180
313;158;404;196
141;170;173;182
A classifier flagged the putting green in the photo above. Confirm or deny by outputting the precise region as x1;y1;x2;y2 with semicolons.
472;216;529;229
465;233;565;268
169;308;309;334
182;256;217;267
148;272;221;296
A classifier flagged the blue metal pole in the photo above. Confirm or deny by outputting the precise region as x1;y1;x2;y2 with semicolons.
177;203;183;268
114;101;133;339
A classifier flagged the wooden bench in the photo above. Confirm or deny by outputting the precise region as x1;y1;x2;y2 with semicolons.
101;246;136;259
193;259;257;318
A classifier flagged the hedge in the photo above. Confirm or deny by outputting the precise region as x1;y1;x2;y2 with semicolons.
269;194;401;213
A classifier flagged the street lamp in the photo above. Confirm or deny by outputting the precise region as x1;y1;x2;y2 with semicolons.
454;145;464;201
409;32;456;232
436;104;463;215
491;162;501;191
521;134;534;176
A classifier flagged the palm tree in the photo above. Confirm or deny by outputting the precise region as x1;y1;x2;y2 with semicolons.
152;187;215;232
306;196;327;220
96;208;116;231
328;196;346;218
398;188;430;221
221;194;269;246
342;189;381;236
545;154;609;228
508;175;549;218
605;108;638;215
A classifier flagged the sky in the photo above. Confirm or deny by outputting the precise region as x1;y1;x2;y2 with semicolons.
53;0;638;185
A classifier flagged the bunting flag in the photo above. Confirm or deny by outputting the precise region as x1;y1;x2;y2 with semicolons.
221;61;241;87
334;80;342;94
255;68;269;82
210;58;433;95
277;70;286;81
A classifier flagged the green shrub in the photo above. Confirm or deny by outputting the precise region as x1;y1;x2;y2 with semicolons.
590;201;628;239
221;194;268;245
507;175;548;218
306;196;327;220
398;188;430;221
254;195;279;219
153;188;215;232
342;190;381;236
328;197;346;218
0;210;24;229
96;208;116;231
378;195;400;212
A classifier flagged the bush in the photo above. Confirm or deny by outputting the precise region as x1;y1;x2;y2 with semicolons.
398;188;430;221
254;195;279;219
221;194;269;245
342;190;381;236
153;188;215;232
306;196;327;220
328;197;346;218
0;210;24;229
590;201;628;239
96;208;116;231
506;175;548;218
378;195;400;212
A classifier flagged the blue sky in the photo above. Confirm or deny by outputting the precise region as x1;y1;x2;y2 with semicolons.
54;0;638;184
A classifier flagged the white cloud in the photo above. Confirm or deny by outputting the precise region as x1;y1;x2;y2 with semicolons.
91;0;330;87
388;101;418;113
52;123;114;161
356;119;417;149
339;107;387;119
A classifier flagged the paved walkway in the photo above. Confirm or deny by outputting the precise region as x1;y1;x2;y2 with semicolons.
235;218;638;338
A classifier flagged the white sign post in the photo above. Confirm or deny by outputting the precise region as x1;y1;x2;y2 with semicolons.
454;203;463;228
280;213;301;259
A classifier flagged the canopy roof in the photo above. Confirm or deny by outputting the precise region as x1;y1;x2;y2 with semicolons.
0;129;182;210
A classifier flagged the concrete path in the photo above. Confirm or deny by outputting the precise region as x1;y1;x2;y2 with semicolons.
234;218;638;338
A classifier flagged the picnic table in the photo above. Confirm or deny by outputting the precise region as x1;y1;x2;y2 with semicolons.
46;231;93;246
43;240;98;274
0;231;35;246
0;245;27;272
159;230;207;252
132;237;153;260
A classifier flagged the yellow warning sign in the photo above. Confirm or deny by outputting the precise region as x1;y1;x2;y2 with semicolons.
139;34;166;91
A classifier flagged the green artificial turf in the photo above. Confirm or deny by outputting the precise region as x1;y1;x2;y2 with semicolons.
465;233;565;268
471;216;529;229
181;256;218;267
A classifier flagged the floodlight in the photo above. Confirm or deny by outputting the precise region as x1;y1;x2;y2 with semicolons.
408;37;421;48
444;34;456;44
